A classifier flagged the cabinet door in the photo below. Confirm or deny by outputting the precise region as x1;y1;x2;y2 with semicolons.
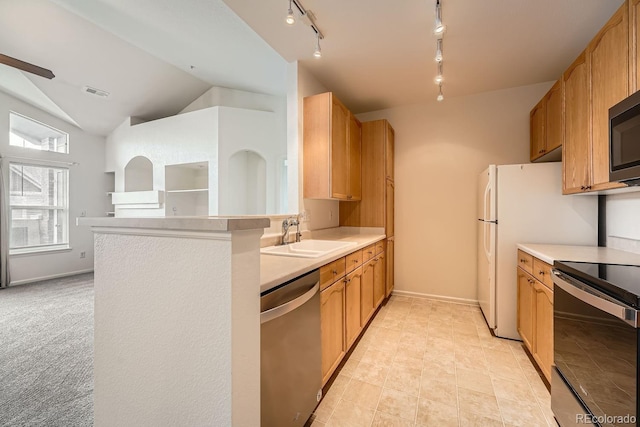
344;268;362;350
348;113;362;201
632;0;640;92
361;260;375;326
386;123;395;181
373;253;386;308
321;280;345;385
517;269;535;352
533;282;553;383
530;99;546;161
589;4;629;188
385;179;394;238
385;238;394;298
563;52;591;194
330;97;349;199
545;80;563;153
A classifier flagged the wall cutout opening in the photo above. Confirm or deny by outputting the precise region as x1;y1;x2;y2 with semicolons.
124;156;153;192
228;150;266;215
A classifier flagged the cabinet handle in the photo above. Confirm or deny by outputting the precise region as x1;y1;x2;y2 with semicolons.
519;258;526;263
353;260;358;263
332;270;337;275
368;251;373;254
539;270;545;275
347;195;353;199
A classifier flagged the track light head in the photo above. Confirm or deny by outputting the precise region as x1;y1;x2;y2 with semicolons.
437;84;444;102
435;38;443;62
286;0;295;25
313;33;322;58
434;0;446;35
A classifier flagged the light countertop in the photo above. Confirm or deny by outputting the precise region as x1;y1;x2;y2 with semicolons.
260;227;386;293
77;216;270;231
517;243;640;266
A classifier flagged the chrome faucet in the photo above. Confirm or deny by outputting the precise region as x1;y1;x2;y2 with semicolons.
281;215;301;245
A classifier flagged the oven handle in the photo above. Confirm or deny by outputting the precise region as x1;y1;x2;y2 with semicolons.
552;269;639;328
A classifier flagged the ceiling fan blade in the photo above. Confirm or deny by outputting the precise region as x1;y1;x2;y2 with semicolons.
0;54;55;79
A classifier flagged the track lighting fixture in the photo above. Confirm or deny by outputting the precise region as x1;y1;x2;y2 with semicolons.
437;84;444;102
313;32;322;58
286;0;295;25
285;0;325;59
434;0;446;35
435;38;443;62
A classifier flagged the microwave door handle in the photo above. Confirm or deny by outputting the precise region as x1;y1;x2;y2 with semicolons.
552;270;639;328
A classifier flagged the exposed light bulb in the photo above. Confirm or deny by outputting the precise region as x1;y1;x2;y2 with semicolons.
286;0;295;25
286;10;295;25
435;39;443;62
314;33;322;58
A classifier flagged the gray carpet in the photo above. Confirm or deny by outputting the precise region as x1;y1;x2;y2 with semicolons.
0;274;94;427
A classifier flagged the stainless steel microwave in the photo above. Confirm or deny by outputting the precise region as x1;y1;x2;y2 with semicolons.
610;90;640;185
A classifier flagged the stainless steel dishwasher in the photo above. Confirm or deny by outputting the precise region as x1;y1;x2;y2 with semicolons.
261;269;322;427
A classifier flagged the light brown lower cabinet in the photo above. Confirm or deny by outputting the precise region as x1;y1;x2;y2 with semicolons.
320;242;387;386
320;280;345;385
345;267;363;349
361;259;375;326
385;238;394;297
517;253;554;383
373;253;386;308
533;281;553;382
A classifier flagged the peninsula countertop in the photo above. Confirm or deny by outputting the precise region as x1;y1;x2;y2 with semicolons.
517;243;640;266
260;227;386;293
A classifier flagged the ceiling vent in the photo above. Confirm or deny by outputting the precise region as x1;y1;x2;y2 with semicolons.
82;85;109;98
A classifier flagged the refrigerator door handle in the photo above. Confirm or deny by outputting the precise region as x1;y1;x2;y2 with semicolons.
483;179;491;221
483;221;491;261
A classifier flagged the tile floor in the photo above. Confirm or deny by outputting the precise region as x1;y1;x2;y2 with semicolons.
310;296;555;427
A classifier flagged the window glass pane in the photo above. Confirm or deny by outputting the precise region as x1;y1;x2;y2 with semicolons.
9;163;68;249
10;208;67;248
9;112;69;154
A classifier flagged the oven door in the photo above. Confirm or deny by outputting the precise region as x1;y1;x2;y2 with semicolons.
553;270;639;427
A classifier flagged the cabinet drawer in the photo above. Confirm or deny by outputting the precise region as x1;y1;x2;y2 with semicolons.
345;250;363;273
533;258;554;290
517;250;533;274
363;244;376;262
375;240;385;255
320;257;346;291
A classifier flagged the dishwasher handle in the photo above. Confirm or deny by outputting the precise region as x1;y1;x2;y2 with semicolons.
260;282;319;324
552;269;639;328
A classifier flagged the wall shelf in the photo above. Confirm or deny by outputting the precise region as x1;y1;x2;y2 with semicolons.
166;188;208;193
165;162;209;216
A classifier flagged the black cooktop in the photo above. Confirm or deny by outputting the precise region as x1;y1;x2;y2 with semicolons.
554;260;640;308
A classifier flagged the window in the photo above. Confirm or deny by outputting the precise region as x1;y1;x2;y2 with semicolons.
9;163;69;252
9;112;69;154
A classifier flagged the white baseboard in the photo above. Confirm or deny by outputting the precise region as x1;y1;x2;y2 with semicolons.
9;269;94;286
391;289;479;306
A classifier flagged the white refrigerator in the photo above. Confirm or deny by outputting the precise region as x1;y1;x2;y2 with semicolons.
477;163;597;340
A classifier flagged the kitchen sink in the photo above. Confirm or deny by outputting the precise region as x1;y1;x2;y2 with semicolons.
260;240;357;258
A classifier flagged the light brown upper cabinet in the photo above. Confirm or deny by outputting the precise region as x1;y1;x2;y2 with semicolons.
529;98;546;161
530;80;562;162
632;0;640;92
588;3;628;191
559;1;630;194
563;52;592;194
303;92;362;201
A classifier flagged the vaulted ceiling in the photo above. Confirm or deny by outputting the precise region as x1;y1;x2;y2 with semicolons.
0;0;626;137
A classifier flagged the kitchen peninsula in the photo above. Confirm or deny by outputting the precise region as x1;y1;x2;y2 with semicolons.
79;216;269;427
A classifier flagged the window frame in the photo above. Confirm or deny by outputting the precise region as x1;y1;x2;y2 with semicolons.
8;161;71;255
9;111;70;154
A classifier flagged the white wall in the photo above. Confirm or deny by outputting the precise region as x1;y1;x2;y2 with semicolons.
606;192;640;254
356;82;553;302
0;90;107;284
